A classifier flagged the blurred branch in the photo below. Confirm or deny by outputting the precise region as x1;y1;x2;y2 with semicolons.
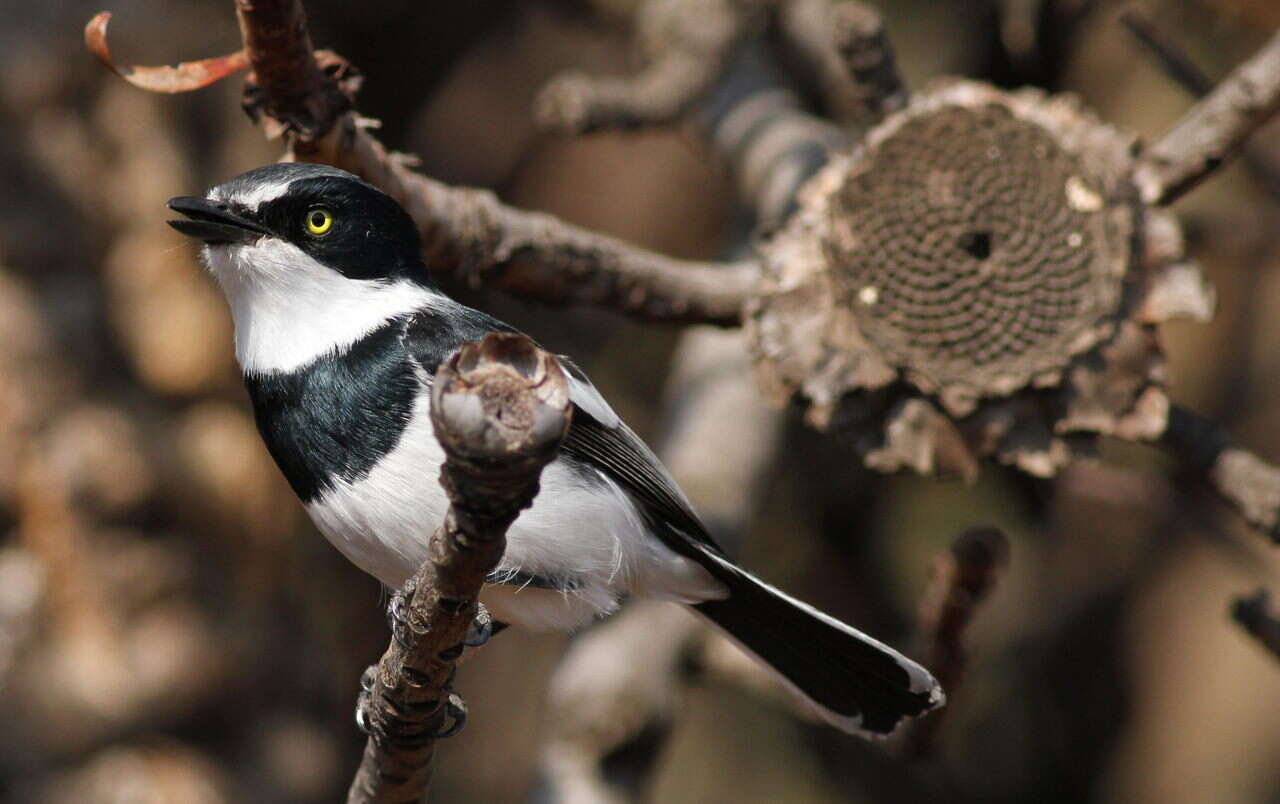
1158;404;1280;544
347;334;571;804
1120;8;1280;201
1134;28;1280;205
698;43;846;228
86;0;756;325
536;0;907;134
778;0;907;127
536;0;760;133
904;526;1009;758
1118;8;1213;95
535;0;910;225
1232;589;1280;662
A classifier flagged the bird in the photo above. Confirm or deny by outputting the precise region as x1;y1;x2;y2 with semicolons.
167;162;943;737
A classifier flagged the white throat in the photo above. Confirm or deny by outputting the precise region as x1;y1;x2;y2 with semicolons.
203;237;439;375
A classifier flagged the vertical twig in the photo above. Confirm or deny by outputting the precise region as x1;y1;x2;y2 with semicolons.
234;0;353;137
347;334;571;803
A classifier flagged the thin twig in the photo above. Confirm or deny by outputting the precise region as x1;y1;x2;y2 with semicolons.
1118;9;1214;95
347;334;571;803
1158;404;1280;543
906;526;1010;758
1119;8;1280;201
1232;588;1280;661
1134;28;1280;205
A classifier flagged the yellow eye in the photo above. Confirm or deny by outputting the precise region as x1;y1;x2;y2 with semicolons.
304;208;334;235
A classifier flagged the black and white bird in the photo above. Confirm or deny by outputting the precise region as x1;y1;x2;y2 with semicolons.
167;163;942;736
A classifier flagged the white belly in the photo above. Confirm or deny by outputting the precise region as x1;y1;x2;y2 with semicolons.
304;392;724;630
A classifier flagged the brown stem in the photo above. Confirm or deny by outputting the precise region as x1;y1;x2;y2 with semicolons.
1134;28;1280;205
346;334;571;804
234;0;353;137
224;0;752;324
906;526;1010;758
293;115;756;325
1232;589;1280;662
1158;404;1280;543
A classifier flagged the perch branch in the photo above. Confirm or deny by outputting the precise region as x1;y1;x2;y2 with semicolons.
252;0;754;325
1158;404;1280;543
1232;589;1280;662
86;0;756;325
905;526;1009;758
298;118;757;324
1134;27;1280;205
347;334;571;804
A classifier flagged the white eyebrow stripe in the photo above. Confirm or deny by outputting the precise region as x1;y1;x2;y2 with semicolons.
209;179;296;212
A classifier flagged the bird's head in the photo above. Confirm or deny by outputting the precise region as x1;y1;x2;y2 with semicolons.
167;163;438;375
167;163;425;286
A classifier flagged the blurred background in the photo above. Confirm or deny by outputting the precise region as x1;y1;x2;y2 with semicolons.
1;0;1279;801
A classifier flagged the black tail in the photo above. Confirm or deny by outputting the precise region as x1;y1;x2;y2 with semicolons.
693;563;943;736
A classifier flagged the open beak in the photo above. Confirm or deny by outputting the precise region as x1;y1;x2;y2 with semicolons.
167;196;272;245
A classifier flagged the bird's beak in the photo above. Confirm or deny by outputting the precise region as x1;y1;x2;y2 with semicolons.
166;197;272;245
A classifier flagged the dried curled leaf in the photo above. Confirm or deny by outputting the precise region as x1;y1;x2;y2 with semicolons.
85;12;248;94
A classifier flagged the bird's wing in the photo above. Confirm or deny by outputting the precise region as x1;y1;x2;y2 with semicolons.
559;405;725;560
401;304;724;561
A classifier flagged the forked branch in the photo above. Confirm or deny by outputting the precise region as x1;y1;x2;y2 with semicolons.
86;0;756;326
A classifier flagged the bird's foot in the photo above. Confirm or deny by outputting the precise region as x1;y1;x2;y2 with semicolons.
353;665;469;740
464;603;496;647
431;691;469;739
355;664;377;735
385;577;419;650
